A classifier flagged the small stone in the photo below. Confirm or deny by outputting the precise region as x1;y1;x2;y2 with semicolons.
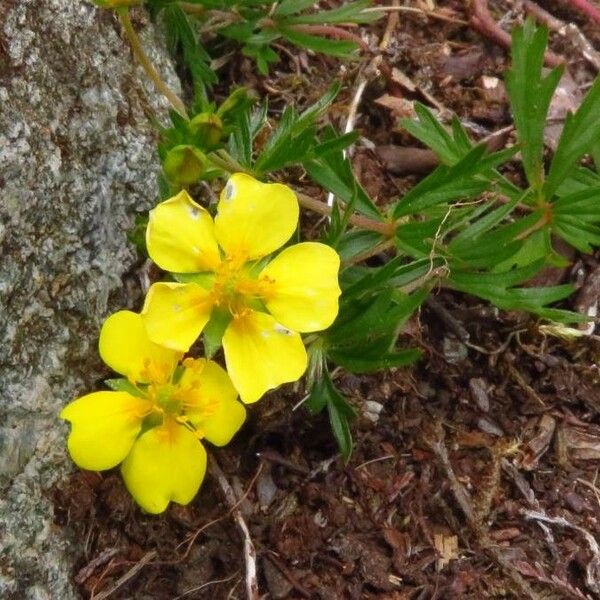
469;378;490;412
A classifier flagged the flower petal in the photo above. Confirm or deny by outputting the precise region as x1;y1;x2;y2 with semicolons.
214;173;299;261
260;242;341;332
99;310;180;383
178;359;246;446
60;391;149;471
142;283;213;352
222;310;307;404
121;421;207;514
146;190;221;273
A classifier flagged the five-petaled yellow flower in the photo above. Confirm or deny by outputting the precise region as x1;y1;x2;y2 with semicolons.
60;310;246;514
142;173;341;404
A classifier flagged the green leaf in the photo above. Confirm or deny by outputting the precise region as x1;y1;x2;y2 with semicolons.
279;28;359;58
283;0;379;24
162;4;217;91
306;371;356;461
335;229;385;261
593;141;600;173
556;166;600;196
242;43;280;74
449;260;545;289
275;0;317;16
554;218;600;253
105;378;146;398
505;19;563;191
401;103;469;165
329;347;420;373
393;144;515;218
328;395;354;463
401;104;521;200
203;308;232;358
312;131;359;158
326;288;426;375
451;197;519;244
544;69;600;198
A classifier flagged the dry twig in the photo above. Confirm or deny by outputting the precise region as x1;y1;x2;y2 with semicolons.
209;455;260;600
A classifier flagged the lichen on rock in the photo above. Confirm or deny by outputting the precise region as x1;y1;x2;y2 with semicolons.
0;1;179;597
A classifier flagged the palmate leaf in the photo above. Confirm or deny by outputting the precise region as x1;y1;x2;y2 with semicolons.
161;4;217;89
304;126;382;220
326;286;424;374
253;86;341;173
449;267;583;323
401;103;471;165
227;102;268;167
401;104;521;200
552;186;600;252
392;144;517;218
555;166;600;196
449;210;545;270
505;19;563;192
554;218;600;253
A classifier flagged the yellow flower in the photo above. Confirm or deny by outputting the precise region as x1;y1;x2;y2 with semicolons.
60;310;246;514
142;173;341;404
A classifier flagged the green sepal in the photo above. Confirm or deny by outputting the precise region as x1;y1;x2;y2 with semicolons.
203;308;232;358
105;378;146;398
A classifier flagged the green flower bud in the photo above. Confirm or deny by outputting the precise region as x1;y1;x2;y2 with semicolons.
163;145;208;186
190;113;224;149
92;0;141;7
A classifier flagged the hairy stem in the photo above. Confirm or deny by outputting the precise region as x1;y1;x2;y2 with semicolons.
118;9;189;119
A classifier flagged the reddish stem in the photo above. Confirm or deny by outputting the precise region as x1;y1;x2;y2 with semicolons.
568;0;600;24
470;0;564;67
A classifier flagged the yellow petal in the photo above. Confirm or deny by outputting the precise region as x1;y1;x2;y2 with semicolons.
60;391;149;471
121;420;207;514
222;310;307;403
214;173;299;261
146;190;221;273
99;310;180;384
260;242;341;332
178;359;246;446
142;283;213;352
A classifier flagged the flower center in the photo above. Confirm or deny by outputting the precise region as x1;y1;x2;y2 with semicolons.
148;383;184;416
209;255;275;315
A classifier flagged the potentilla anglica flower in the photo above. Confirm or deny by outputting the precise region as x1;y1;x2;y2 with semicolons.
142;173;341;404
60;310;245;514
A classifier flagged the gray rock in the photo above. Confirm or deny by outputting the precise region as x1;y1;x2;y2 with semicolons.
0;1;179;597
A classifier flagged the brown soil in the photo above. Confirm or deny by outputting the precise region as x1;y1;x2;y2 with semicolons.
53;1;600;598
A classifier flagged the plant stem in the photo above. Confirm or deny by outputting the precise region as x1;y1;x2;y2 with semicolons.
296;193;394;236
118;9;189;119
